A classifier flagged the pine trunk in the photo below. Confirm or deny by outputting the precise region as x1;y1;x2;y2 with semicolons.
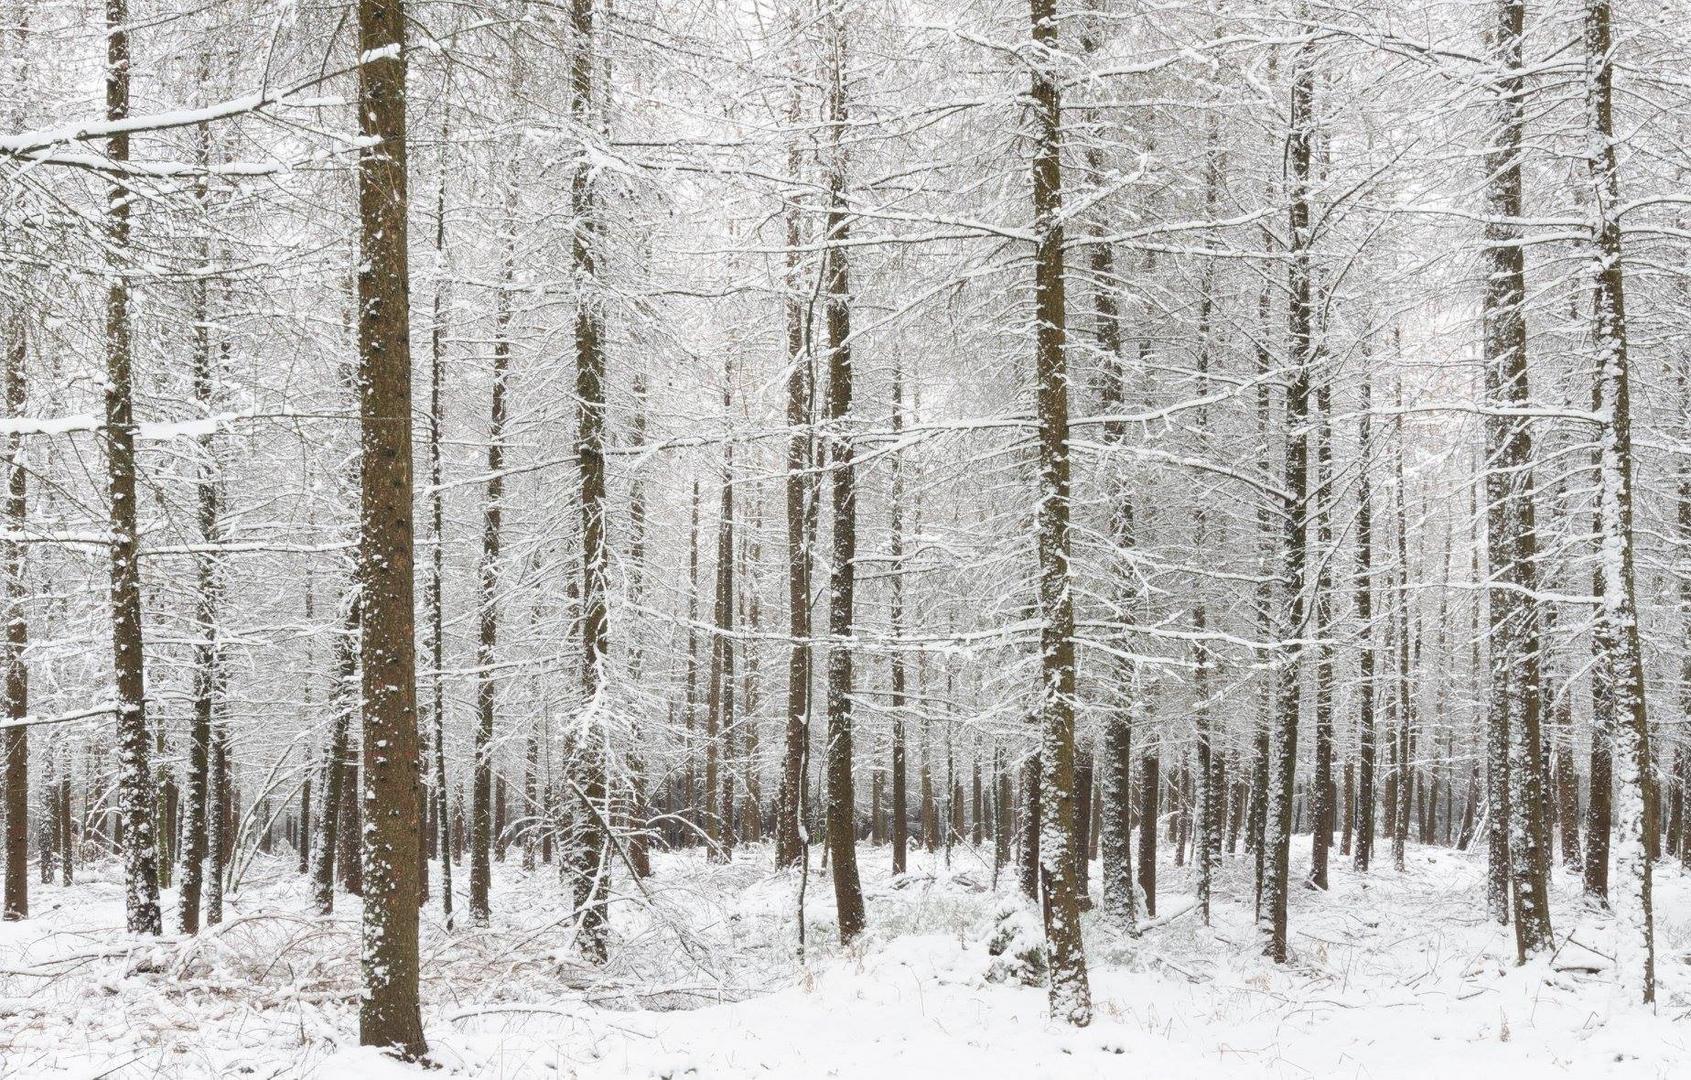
104;0;161;938
1581;0;1654;1000
2;327;26;921
820;3;865;945
570;0;612;965
353;0;426;1049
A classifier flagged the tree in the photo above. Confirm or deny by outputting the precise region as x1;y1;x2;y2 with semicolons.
353;0;427;1053
469;175;514;928
1261;7;1315;965
104;0;160;938
1580;0;1653;1002
2;325;25;921
1027;0;1091;1025
177;115;223;935
821;0;865;944
570;0;612;965
1478;0;1554;961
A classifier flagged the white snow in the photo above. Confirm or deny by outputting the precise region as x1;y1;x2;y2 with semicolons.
1;842;1687;1077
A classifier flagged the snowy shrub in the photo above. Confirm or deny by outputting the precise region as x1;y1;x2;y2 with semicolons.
984;901;1047;987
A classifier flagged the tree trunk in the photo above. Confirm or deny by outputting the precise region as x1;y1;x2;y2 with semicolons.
1478;0;1554;961
1;327;26;921
1138;748;1158;918
1261;16;1313;964
683;481;702;844
1025;0;1091;1022
706;397;736;861
353;0;426;1049
104;0;160;939
1581;0;1653;1000
820;3;865;945
177;126;223;933
469;213;513;926
426;106;455;927
570;0;612;965
312;585;357;913
1352;358;1376;873
775;67;814;869
890;365;908;877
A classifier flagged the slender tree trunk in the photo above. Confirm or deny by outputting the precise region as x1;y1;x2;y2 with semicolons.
626;375;653;879
776;70;814;869
1478;0;1554;961
707;399;736;861
1193;121;1223;915
1261;16;1314;964
1581;0;1653;1000
820;2;865;945
469;215;513;926
570;0;612;965
1249;286;1275;918
427;107;455;927
178;126;223;933
683;481;702;844
353;0;426;1049
888;365;910;876
1392;391;1412;874
1137;748;1158;918
205;716;228;924
312;585;357;913
103;0;160;939
1309;371;1334;890
1354;371;1377;872
1077;2;1138;938
1;327;26;921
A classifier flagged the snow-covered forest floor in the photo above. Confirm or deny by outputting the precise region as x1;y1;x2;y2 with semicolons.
2;844;1687;1079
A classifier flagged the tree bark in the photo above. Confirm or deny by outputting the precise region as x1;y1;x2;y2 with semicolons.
1581;0;1654;1000
426;105;455;926
775;66;814;869
353;0;426;1050
103;0;160;939
1026;0;1091;1023
570;0;612;965
469;205;513;926
1477;0;1554;961
1;326;25;921
1354;369;1377;872
1261;15;1314;964
820;2;865;945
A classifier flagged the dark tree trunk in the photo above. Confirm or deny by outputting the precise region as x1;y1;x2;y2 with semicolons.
469;220;512;926
775;73;814;870
312;586;358;914
1479;0;1554;959
426;108;455;926
353;0;426;1049
1581;0;1654;998
1137;750;1159;919
890;366;908;877
104;0;160;938
820;5;865;945
2;328;26;921
1346;368;1373;872
570;0;612;965
1262;19;1314;964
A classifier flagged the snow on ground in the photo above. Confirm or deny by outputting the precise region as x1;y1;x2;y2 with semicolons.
1;841;1688;1078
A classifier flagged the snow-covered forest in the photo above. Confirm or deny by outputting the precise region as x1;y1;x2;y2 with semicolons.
0;0;1689;1074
